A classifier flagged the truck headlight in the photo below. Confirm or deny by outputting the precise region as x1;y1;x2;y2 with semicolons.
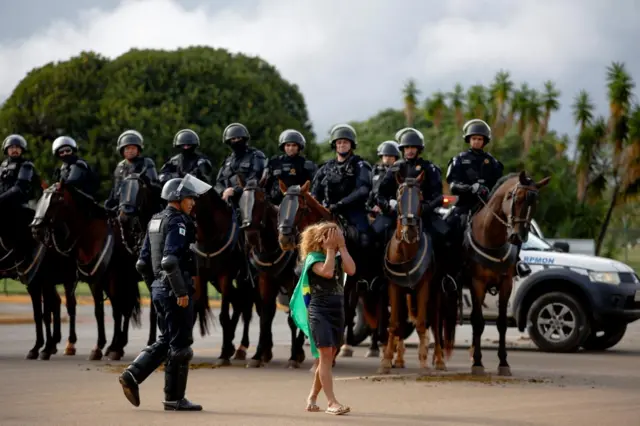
588;271;621;285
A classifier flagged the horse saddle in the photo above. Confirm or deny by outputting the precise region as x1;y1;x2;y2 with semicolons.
383;232;433;290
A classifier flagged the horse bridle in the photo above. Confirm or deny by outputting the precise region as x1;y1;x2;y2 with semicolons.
396;179;422;244
477;182;539;233
277;187;306;240
117;174;148;255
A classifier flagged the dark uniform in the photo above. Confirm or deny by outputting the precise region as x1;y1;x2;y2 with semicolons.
214;123;266;207
311;124;372;247
51;136;99;197
159;129;214;185
367;141;401;241
445;119;530;277
0;134;41;258
262;129;316;205
105;130;160;210
119;174;211;411
378;128;444;229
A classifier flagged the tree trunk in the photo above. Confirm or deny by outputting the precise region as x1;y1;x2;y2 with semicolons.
595;182;621;256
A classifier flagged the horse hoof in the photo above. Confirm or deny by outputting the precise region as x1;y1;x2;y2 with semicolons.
89;349;103;361
339;347;353;358
497;366;512;377
109;351;123;361
104;348;112;358
64;347;76;356
233;348;247;361
365;349;380;358
377;367;391;375
296;352;306;364
435;362;447;371
392;361;405;369
471;366;485;376
246;359;262;368
26;350;39;360
216;358;231;367
38;351;51;361
49;347;58;355
287;360;300;369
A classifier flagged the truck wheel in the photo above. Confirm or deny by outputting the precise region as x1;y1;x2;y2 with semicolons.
581;324;627;351
527;292;590;353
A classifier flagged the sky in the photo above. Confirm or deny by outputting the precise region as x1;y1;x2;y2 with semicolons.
1;0;639;142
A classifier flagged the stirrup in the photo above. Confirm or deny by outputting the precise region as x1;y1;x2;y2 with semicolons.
516;261;532;278
441;274;457;293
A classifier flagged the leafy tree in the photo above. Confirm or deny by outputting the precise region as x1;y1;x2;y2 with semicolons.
0;47;316;200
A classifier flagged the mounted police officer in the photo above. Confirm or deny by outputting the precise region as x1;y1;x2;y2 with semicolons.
262;129;316;205
158;129;214;185
378;127;444;232
445;119;530;277
0;134;41;258
214;122;266;207
367;141;401;243
119;174;210;411
104;130;161;210
51;136;99;197
311;124;372;248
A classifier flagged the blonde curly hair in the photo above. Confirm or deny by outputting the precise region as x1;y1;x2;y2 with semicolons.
298;221;339;262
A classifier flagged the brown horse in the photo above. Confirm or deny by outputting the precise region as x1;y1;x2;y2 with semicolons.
190;185;253;366
238;178;302;367
116;171;162;346
0;203;78;360
277;180;375;367
31;182;141;361
463;171;550;376
379;171;442;374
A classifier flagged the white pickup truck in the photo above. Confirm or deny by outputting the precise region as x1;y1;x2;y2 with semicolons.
351;198;640;353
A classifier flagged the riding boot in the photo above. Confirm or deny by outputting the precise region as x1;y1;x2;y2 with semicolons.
163;357;202;411
119;344;167;407
516;259;532;278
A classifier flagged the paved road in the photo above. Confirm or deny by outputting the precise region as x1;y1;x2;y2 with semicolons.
1;303;640;425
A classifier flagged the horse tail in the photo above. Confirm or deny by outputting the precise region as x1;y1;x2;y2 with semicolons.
442;289;459;359
406;294;417;325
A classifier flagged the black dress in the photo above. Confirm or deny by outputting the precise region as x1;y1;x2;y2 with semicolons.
307;255;345;349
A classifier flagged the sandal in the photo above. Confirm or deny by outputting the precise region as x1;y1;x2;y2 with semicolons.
325;404;350;415
305;398;320;412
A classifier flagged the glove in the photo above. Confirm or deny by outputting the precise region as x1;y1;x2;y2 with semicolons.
329;202;344;214
471;183;489;197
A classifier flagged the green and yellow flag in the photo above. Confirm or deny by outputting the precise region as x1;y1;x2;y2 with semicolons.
289;251;326;359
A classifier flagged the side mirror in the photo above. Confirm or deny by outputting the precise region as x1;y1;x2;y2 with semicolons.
552;241;570;253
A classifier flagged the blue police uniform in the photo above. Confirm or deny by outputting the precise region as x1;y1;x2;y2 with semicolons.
159;129;214;185
119;174;209;412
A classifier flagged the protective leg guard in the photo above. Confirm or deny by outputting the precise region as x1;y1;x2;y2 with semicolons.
119;343;168;407
163;347;202;411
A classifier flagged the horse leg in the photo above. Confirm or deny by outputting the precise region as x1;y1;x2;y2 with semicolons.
107;301;123;361
469;278;487;375
40;284;61;360
216;275;236;366
248;275;277;368
63;280;77;356
394;293;406;369
287;311;306;368
146;281;157;346
89;283;106;361
235;285;253;361
26;284;44;360
365;292;380;358
497;281;513;376
339;277;358;357
416;279;433;371
378;283;399;374
50;285;62;346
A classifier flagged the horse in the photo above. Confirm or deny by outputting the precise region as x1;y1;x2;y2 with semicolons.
463;171;550;376
238;178;302;368
378;170;441;374
115;171;162;346
31;181;142;361
276;180;379;365
190;184;253;366
0;203;79;360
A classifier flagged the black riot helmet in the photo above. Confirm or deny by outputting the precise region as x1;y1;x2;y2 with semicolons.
329;124;357;150
278;129;306;151
117;130;144;154
222;123;250;146
376;140;401;158
2;134;28;154
173;129;200;148
462;119;492;145
161;174;212;202
395;127;425;151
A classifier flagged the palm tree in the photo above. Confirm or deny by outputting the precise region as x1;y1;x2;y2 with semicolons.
539;80;561;138
466;84;488;121
509;83;529;135
576;117;607;203
447;83;465;128
425;91;447;130
595;62;635;255
571;90;595;163
402;79;420;127
522;90;542;155
622;104;640;197
489;70;513;132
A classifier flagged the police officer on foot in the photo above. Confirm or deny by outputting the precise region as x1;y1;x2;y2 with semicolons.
119;174;211;411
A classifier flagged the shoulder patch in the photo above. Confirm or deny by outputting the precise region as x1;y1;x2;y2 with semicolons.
179;227;186;236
